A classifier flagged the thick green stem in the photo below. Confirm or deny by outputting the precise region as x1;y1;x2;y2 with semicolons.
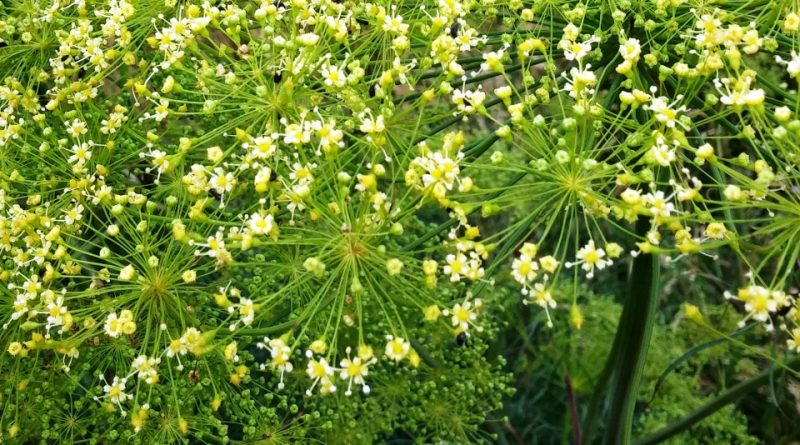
634;357;800;445
602;216;661;445
577;75;629;445
581;325;622;444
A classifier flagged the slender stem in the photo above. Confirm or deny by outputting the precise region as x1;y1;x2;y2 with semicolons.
565;373;582;445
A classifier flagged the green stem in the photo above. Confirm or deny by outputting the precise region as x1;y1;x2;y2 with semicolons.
602;216;661;445
579;73;633;443
633;357;800;445
409;337;443;369
581;325;622;444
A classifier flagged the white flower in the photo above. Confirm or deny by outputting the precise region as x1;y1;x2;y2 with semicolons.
339;350;374;396
619;38;641;61
407;146;466;202
306;357;336;396
103;376;132;408
564;66;597;99
572;240;613;279
283;122;311;145
209;167;236;194
321;62;347;88
312;119;344;151
646;96;685;128
714;76;764;108
289;163;315;185
445;297;483;332
444;253;468;282
104;309;136;337
257;337;293;389
143;149;169;180
384;335;410;362
131;355;160;385
788;328;800;353
238;298;255;327
245;135;276;159
724;285;793;331
66;119;87;138
452;87;486;114
64;204;84;225
248;212;274;236
298;32;319;46
562;37;596;62
643;191;675;218
512;253;539;286
527;283;557;327
649;137;676;166
45;296;68;333
12;294;31;320
776;51;800;78
359;111;385;134
382;14;409;34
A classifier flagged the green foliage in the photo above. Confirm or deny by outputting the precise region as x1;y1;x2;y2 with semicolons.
2;0;800;442
494;290;783;445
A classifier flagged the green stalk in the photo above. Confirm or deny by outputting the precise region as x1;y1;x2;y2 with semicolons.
634;357;800;445
602;216;661;445
581;324;622;444
578;73;630;444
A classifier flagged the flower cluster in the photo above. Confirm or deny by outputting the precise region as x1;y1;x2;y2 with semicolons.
2;0;800;442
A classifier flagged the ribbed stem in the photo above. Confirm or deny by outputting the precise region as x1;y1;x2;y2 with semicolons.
602;216;661;445
581;322;622;444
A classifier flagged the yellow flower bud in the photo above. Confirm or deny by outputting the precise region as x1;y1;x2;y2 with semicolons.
569;304;584;330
